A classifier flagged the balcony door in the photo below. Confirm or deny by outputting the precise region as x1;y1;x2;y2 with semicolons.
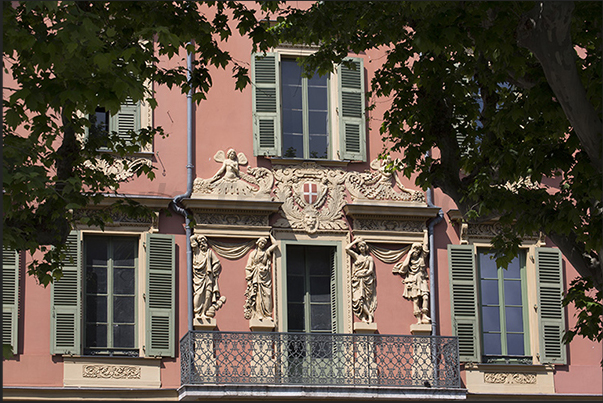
285;244;341;383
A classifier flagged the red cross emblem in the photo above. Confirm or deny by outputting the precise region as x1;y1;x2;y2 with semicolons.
303;182;318;204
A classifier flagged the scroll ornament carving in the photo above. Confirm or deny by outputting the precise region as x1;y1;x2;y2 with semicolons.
346;156;425;203
484;372;537;384
83;156;153;183
273;162;347;233
193;212;268;227
354;219;425;233
192;149;274;199
82;364;141;379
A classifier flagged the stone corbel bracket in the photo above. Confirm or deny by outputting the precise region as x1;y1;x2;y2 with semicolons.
344;203;440;243
182;198;282;238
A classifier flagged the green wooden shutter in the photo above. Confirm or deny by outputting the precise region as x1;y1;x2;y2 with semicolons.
145;233;175;357
535;247;567;364
50;231;82;355
3;248;20;353
110;98;141;146
251;52;281;156
252;52;281;157
448;244;480;362
338;57;366;161
329;248;339;333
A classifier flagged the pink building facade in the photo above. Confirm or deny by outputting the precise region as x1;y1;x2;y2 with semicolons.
3;9;602;401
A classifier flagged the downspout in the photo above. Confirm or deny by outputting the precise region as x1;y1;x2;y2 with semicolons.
425;150;444;337
170;43;195;332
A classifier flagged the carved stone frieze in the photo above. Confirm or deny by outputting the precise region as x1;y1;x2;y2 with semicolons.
483;372;537;384
74;208;158;229
346;157;425;203
193;212;268;227
83;156;153;183
192;149;273;200
82;364;141;379
353;218;426;233
272;162;348;233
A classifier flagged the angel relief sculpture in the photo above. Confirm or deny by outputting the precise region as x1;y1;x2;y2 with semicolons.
346;156;425;203
192;148;274;199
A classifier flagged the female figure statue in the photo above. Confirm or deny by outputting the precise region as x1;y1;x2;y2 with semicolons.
191;234;225;320
393;230;431;324
244;234;278;320
346;237;377;324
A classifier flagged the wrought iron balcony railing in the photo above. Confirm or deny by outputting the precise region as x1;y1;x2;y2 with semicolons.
180;331;461;389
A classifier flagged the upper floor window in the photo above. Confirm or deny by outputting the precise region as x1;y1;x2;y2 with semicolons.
448;245;566;365
478;249;530;363
87;98;149;152
252;51;366;162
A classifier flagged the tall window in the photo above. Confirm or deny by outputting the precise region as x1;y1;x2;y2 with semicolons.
478;249;529;362
286;245;336;334
84;236;138;356
281;59;329;159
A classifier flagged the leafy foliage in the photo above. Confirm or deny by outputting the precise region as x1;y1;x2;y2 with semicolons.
270;1;602;343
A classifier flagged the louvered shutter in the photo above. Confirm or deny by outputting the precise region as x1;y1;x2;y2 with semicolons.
50;231;82;355
535;248;567;364
448;244;480;362
110;98;141;147
338;57;366;161
252;52;281;156
329;248;339;333
145;233;175;357
3;248;19;353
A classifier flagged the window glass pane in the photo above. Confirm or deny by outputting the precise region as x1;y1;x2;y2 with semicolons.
113;296;135;323
282;85;303;110
86;238;108;266
287;275;305;302
86;323;107;348
282;133;303;158
86;295;107;322
483;333;502;355
505;306;524;333
114;239;136;267
480;279;499;305
308;84;328;111
309;111;328;135
287;246;305;275
113;324;135;349
310;277;330;302
287;303;305;332
283;109;303;135
114;268;135;294
310;304;331;331
86;267;107;294
481;306;501;332
309;134;328;159
282;59;302;85
504;280;523;306
507;333;525;356
503;255;521;279
307;248;332;276
478;251;498;279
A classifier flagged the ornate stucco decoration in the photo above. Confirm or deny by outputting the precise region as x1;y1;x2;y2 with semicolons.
192;149;273;200
273;162;347;233
483;372;537;384
346;157;425;203
346;237;377;324
191;234;226;321
82;364;141;379
83;155;153;183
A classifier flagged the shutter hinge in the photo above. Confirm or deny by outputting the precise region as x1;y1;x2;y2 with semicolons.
143;241;147;250
534;304;538;312
143;293;146;301
529;254;535;263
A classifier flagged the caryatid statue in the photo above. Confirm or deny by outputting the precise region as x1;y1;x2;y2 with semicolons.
243;234;278;321
191;234;226;320
392;230;431;324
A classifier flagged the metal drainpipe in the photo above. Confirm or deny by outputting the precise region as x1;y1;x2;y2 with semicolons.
170;43;195;332
425;151;444;336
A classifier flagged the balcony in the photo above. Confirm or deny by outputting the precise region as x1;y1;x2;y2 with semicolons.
179;331;465;400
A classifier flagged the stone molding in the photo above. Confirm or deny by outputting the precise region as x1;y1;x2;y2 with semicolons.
82;364;141;379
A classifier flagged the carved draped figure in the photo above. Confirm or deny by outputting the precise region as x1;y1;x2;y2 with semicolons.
351;253;377;323
244;247;273;320
192;245;222;319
